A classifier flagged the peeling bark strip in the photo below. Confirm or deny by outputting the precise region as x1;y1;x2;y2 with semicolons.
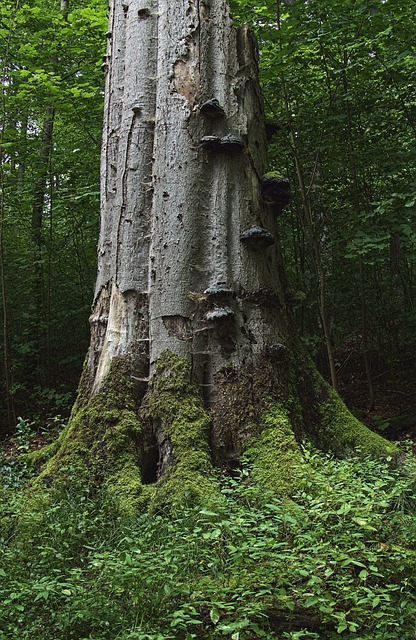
91;0;287;397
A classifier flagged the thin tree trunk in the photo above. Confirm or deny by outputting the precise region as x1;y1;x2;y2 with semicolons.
0;6;18;431
341;54;375;410
0;157;15;431
30;104;55;381
275;0;339;392
17;112;28;194
359;258;375;411
29;0;68;385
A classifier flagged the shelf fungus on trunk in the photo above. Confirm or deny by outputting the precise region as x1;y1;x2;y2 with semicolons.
203;282;234;298
240;226;276;249
199;98;225;118
200;135;221;150
220;133;245;151
261;175;291;214
200;134;245;153
265;342;288;361
205;306;235;323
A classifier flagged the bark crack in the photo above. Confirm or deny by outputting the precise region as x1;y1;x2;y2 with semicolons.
104;1;116;201
196;0;202;87
115;112;137;282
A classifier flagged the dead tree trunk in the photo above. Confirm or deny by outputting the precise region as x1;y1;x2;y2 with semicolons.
30;0;394;512
92;0;272;390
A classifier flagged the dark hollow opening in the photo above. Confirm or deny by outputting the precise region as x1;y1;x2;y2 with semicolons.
141;441;160;485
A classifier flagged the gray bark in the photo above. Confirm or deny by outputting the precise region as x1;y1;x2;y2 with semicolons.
90;0;286;401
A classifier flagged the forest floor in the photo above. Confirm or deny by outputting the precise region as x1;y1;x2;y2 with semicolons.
1;350;416;640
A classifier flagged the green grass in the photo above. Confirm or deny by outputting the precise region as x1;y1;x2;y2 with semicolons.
1;431;416;640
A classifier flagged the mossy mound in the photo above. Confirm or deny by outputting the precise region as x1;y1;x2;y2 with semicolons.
21;350;396;523
23;352;217;517
242;405;304;495
25;357;145;516
319;385;397;457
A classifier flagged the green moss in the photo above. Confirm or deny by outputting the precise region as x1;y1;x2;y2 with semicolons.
319;385;397;457
22;439;61;470
103;460;148;517
20;344;395;526
242;405;304;495
26;357;146;517
143;351;216;511
294;362;396;458
22;351;217;519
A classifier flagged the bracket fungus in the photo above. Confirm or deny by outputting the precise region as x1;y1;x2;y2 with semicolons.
265;342;288;360
199;133;245;153
220;134;245;151
261;176;290;213
200;135;221;150
205;306;235;322
200;98;225;118
240;226;275;249
203;282;234;297
200;134;245;153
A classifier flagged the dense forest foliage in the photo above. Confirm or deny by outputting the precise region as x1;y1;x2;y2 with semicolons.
1;0;415;433
232;0;416;411
0;0;106;430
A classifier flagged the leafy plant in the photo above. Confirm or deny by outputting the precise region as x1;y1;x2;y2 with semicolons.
1;445;416;639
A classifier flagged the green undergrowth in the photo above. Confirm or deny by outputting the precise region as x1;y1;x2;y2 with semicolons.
1;443;416;640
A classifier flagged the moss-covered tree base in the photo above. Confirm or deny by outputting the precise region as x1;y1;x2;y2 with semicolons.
24;352;218;516
25;358;146;516
23;350;396;518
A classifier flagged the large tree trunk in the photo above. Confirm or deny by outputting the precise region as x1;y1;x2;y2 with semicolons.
30;0;394;512
92;0;271;389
